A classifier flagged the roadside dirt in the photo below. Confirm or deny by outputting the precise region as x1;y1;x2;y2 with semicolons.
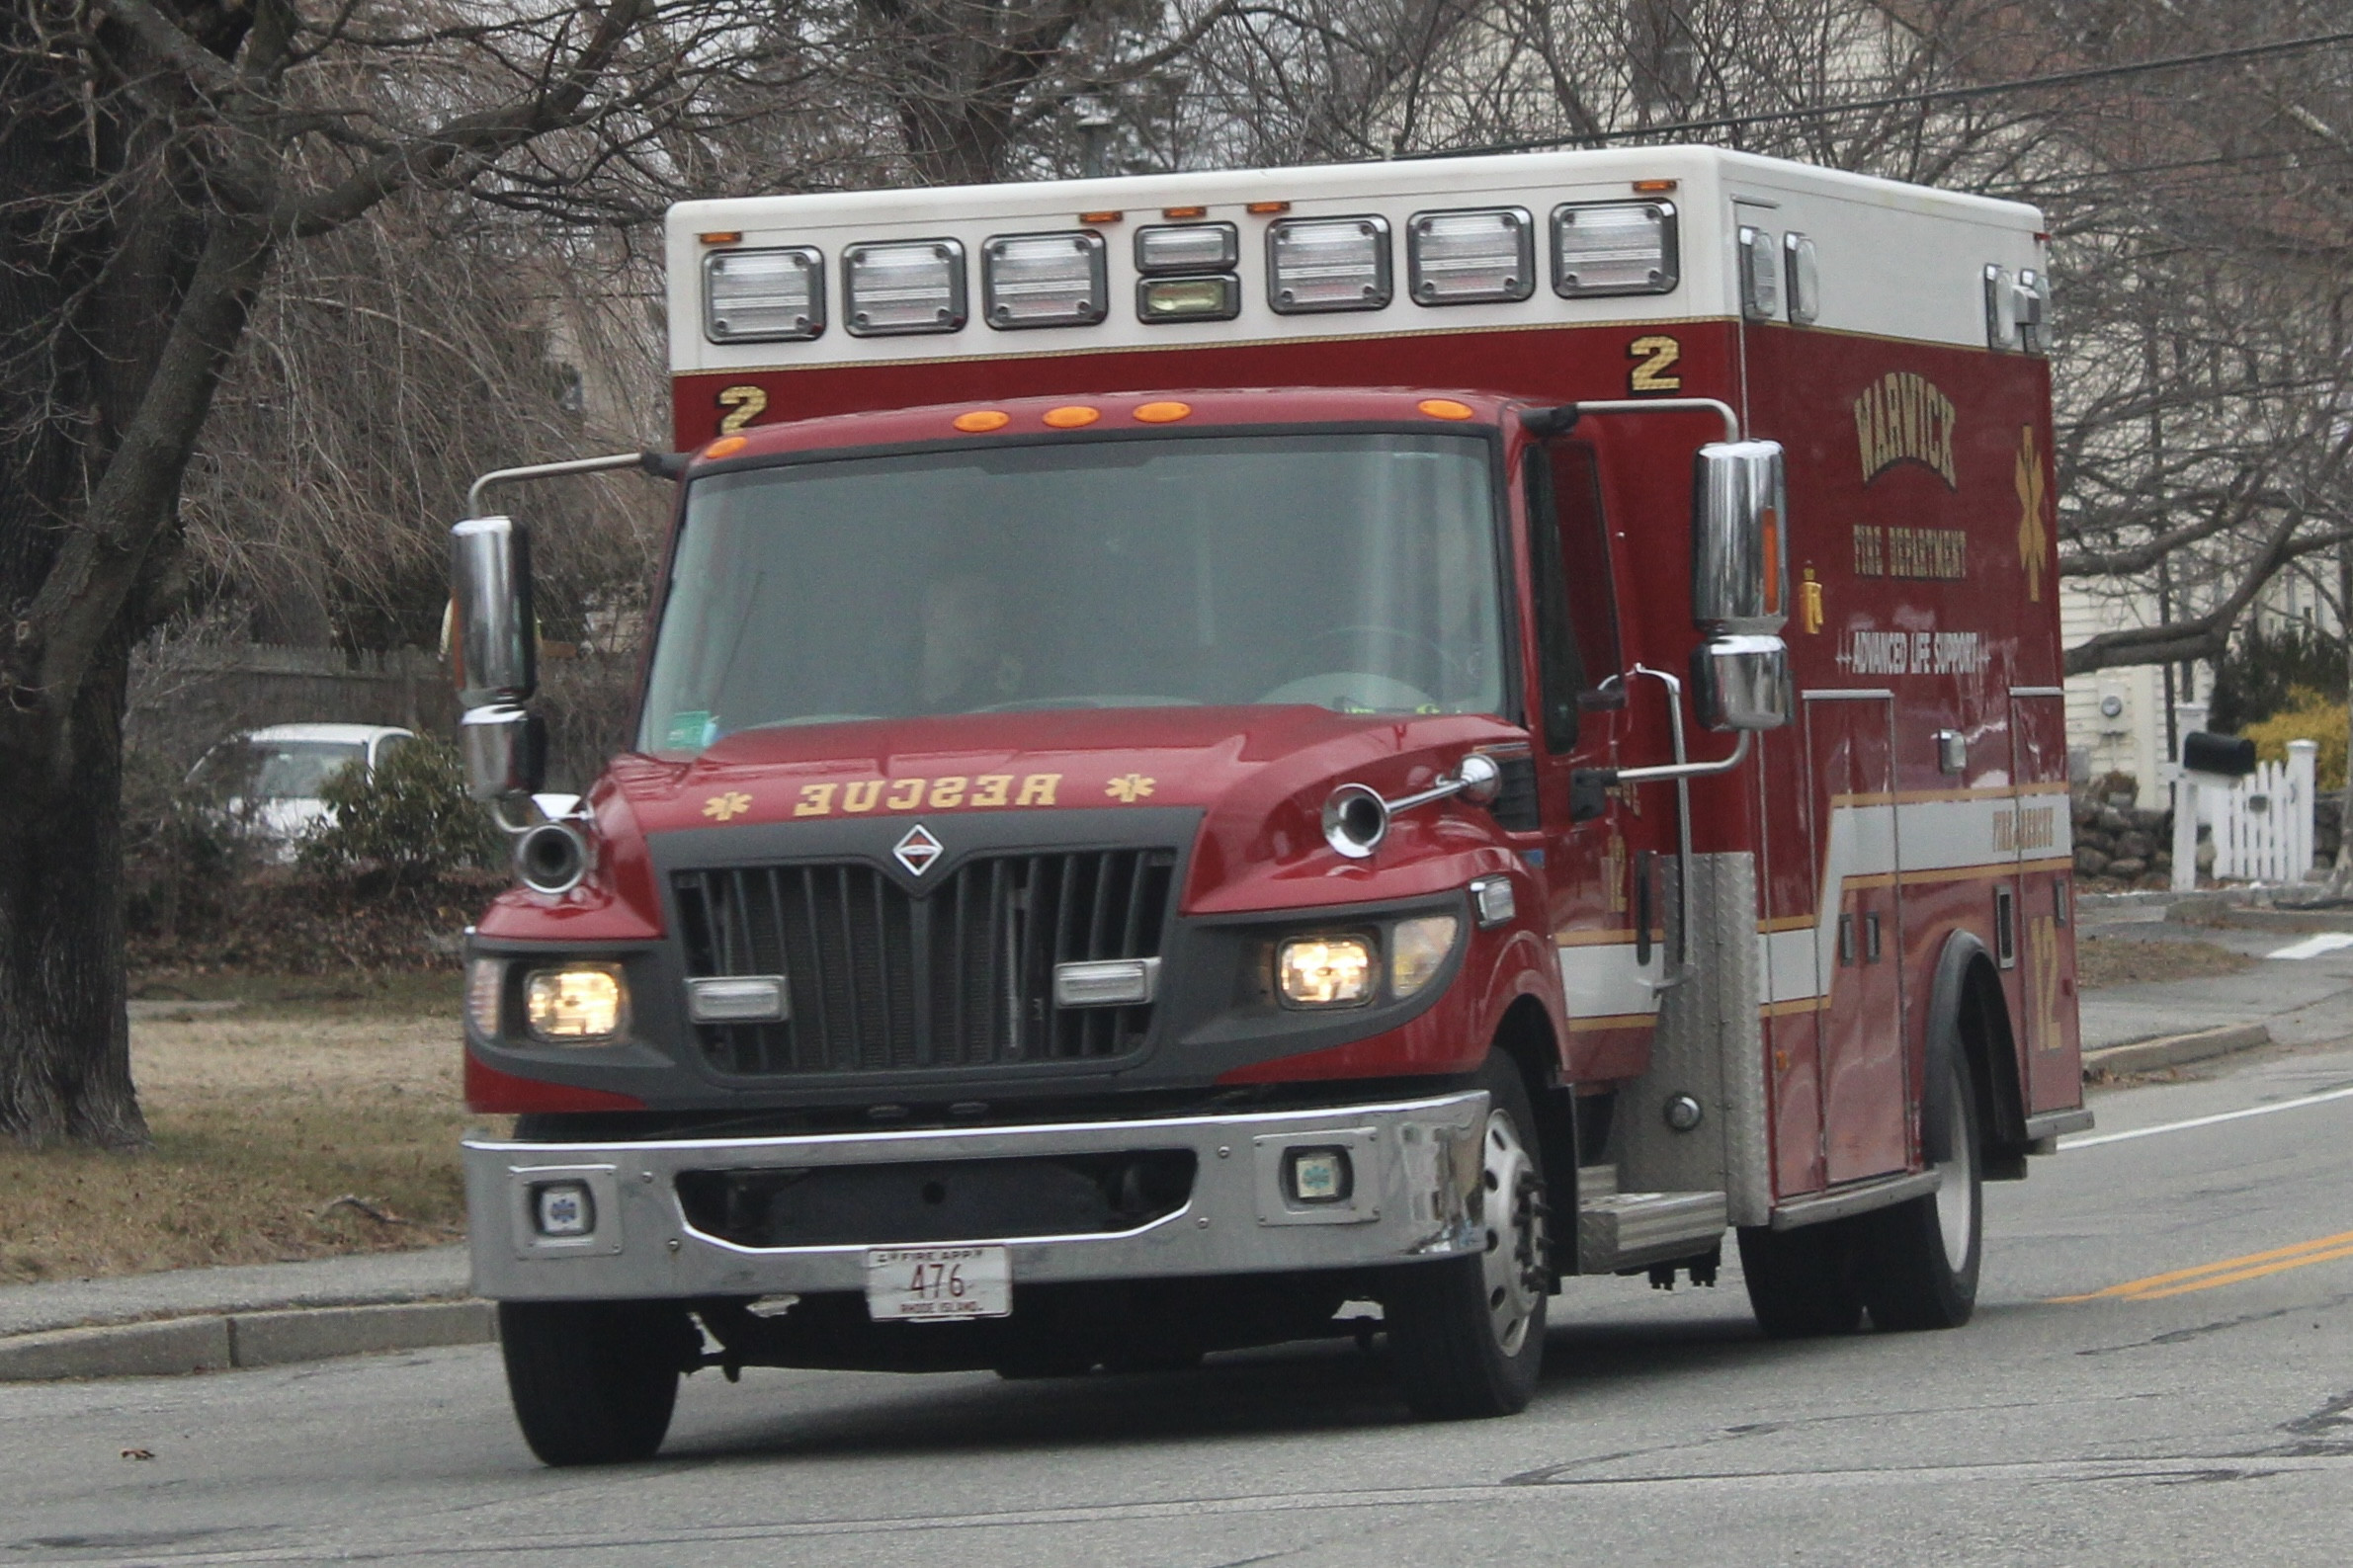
2074;935;2257;990
0;978;483;1285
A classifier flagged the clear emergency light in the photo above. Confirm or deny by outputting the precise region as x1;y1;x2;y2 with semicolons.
1552;202;1678;296
1407;207;1534;305
981;231;1108;329
1135;222;1238;274
1268;216;1392;313
703;248;824;343
843;239;967;336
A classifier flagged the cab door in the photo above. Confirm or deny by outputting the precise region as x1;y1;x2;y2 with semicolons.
1526;440;1665;1081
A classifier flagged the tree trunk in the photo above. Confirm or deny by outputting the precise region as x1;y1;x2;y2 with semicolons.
0;631;146;1147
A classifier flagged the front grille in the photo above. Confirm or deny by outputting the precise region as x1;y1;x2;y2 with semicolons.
673;849;1178;1077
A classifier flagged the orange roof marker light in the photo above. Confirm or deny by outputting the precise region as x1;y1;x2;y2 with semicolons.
1162;205;1208;219
1631;180;1677;194
1133;401;1193;424
698;230;743;245
1079;210;1123;225
1042;405;1101;429
1245;201;1291;215
704;435;748;458
1417;398;1475;421
953;409;1012;433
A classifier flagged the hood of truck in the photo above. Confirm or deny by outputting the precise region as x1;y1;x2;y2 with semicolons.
475;705;1532;941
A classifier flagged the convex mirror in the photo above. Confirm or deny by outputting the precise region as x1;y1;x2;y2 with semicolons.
1692;633;1792;732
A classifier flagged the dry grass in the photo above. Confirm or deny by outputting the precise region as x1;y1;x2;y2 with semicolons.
0;975;494;1285
2074;935;2258;990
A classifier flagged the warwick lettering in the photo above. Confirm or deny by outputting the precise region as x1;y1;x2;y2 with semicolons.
1854;371;1958;489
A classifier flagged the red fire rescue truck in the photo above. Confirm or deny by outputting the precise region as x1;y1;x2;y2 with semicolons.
450;144;2089;1466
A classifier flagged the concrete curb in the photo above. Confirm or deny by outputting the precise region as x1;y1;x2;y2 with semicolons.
2082;1022;2273;1079
0;1299;495;1383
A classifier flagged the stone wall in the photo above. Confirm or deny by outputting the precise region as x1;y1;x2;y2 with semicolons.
2070;786;2345;889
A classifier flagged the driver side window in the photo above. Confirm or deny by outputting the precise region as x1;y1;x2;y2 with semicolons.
1526;442;1625;754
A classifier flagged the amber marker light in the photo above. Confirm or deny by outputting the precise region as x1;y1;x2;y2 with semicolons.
704;435;747;457
1162;205;1208;219
1416;398;1475;421
1133;401;1193;424
1043;405;1101;429
1631;180;1677;194
1079;210;1123;224
1245;201;1292;214
698;230;743;244
953;409;1012;433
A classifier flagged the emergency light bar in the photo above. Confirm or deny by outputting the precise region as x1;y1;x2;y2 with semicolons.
1552;201;1678;296
703;248;823;343
982;231;1108;329
843;239;966;336
1135;222;1238;274
1268;216;1392;313
1407;207;1534;305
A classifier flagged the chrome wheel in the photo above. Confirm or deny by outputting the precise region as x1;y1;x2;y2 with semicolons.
1477;1106;1547;1357
1934;1061;1978;1274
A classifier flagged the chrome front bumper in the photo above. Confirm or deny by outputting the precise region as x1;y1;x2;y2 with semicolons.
465;1091;1489;1302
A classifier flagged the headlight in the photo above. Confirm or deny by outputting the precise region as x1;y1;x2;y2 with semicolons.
1277;936;1375;1008
1389;914;1460;997
524;964;627;1042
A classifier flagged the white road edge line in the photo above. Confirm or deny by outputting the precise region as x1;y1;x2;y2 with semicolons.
2061;1084;2353;1150
2266;933;2353;960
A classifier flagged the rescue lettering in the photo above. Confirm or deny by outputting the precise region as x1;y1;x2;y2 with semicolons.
786;773;1059;819
1854;371;1959;489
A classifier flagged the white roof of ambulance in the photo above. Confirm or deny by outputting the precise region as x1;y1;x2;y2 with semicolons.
667;144;2045;376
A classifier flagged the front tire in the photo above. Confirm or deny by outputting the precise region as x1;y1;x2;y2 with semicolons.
1385;1054;1549;1420
1856;1057;1983;1330
498;1300;694;1466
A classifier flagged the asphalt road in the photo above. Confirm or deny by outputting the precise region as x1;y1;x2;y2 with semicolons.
8;1037;2353;1568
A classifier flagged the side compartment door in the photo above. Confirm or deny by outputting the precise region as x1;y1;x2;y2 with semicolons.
1805;690;1909;1183
2009;688;2080;1112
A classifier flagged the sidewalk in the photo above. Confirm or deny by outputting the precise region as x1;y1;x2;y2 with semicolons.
2077;900;2353;1052
0;1245;486;1382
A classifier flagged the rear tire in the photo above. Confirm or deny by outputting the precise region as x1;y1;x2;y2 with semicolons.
1856;1057;1983;1331
1385;1054;1549;1420
498;1300;693;1466
1736;1221;1864;1338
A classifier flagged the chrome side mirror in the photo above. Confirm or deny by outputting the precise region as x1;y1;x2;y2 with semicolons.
452;515;536;708
1692;634;1792;732
460;704;546;801
1690;441;1788;633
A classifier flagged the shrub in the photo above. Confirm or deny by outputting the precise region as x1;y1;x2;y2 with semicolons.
2241;687;2349;793
300;736;505;884
2210;624;2346;732
121;746;251;938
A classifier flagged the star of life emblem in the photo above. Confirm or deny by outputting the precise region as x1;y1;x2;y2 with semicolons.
893;823;945;876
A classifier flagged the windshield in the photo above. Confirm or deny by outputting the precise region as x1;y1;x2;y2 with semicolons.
640;431;1507;753
247;741;365;800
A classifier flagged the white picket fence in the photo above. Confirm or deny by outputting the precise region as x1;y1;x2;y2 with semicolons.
2171;738;2320;888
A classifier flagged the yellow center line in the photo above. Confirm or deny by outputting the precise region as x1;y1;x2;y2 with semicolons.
2052;1228;2353;1303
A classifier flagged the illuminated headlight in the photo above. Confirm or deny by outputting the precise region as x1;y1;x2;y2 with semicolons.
1389;914;1460;998
982;231;1107;329
844;239;966;336
703;247;823;343
524;964;627;1042
1407;206;1533;305
1137;275;1239;323
1277;936;1375;1008
1136;222;1238;274
464;956;503;1037
1551;201;1678;296
1268;216;1391;313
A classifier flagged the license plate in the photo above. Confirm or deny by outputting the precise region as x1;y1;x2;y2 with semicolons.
864;1246;1012;1322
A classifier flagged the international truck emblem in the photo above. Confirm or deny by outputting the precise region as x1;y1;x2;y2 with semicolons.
893;823;945;876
